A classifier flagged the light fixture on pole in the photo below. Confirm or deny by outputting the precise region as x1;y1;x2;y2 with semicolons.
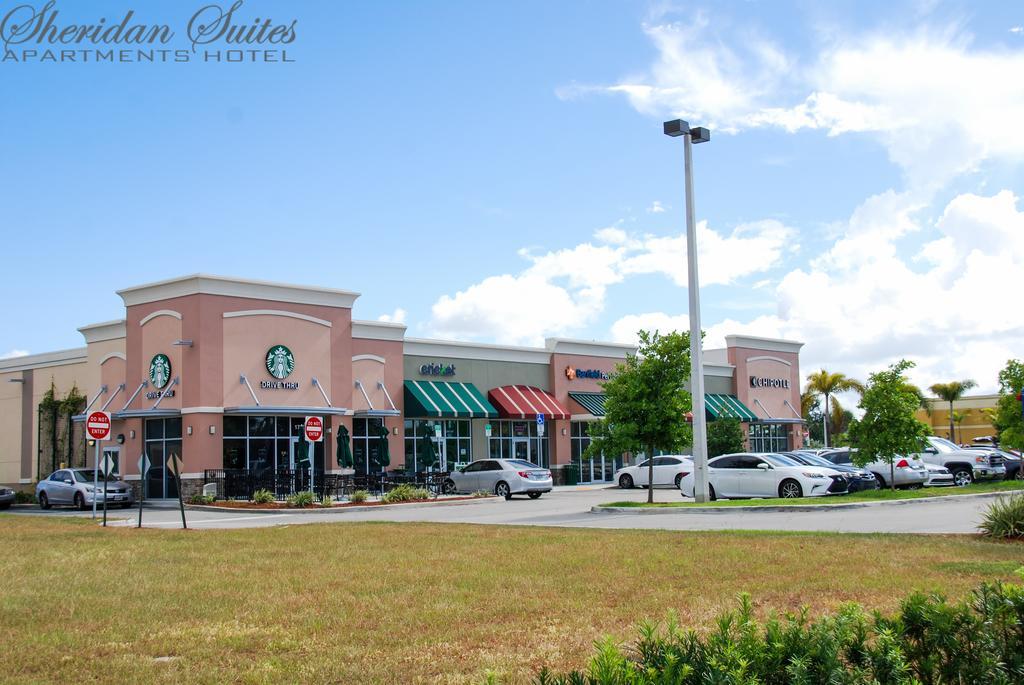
664;119;711;503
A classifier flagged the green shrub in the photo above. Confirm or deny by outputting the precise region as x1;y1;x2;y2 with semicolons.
251;488;275;505
472;490;490;498
381;483;430;504
530;580;1024;684
14;490;36;504
286;490;315;507
979;492;1024;538
349;490;369;504
188;493;215;505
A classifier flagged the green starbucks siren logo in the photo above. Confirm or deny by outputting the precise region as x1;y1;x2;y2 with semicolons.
149;354;171;389
266;345;295;379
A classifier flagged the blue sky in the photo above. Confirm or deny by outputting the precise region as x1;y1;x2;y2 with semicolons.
2;0;1024;393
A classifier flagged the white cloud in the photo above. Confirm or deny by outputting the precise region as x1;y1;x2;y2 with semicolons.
647;200;667;213
377;308;407;324
430;218;796;345
1011;26;1023;34
591;21;1024;188
1;349;29;360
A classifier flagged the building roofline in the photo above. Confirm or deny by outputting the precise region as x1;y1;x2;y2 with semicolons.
725;334;804;354
404;337;552;364
545;337;636;359
117;274;361;309
352;319;407;342
77;319;126;344
0;347;88;373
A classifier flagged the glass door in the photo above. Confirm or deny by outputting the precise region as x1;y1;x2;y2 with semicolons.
433;437;448;471
512;438;530;464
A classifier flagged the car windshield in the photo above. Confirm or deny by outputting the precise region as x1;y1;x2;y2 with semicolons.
799;453;838;468
929;437;959;452
506;460;539;468
762;454;800;467
72;470;116;482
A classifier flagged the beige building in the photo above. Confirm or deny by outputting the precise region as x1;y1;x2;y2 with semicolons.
915;394;999;445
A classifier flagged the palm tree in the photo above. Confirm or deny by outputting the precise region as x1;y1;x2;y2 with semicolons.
806;370;865;448
800;387;819;418
929;380;977;444
951;410;967;445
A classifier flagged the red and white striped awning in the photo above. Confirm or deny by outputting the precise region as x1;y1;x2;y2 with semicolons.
488;385;569;420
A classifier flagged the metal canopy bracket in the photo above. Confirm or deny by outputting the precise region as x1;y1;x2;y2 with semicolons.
240;374;261;406
378;382;398;412
100;383;126;412
151;376;179;410
121;380;149;412
354;379;374;411
312;377;333;407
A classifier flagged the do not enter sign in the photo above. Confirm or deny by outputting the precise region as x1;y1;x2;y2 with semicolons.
86;411;111;441
304;416;324;442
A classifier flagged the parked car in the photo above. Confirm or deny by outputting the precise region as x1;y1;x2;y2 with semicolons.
966;446;1022;480
818;448;928;489
443;459;552;499
915;436;1005;486
0;486;15;509
922;463;956;487
782;452;878;492
679;452;847;500
615;455;693;489
36;469;134;509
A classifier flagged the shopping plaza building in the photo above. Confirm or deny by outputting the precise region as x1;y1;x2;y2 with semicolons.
0;275;806;495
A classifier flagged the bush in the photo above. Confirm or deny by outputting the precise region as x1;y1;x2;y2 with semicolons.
531;579;1024;684
707;417;745;458
14;490;36;504
350;490;369;504
286;490;315;507
251;488;275;505
188;493;215;505
381;483;430;504
473;490;490;498
979;493;1024;538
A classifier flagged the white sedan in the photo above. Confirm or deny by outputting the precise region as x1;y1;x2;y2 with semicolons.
679;452;847;500
443;459;552;499
615;455;693;489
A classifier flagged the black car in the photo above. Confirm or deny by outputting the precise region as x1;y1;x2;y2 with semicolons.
782;451;879;492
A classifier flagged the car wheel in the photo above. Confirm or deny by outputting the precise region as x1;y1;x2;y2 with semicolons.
872;472;886;488
38;492;50;509
1014;469;1024;481
619;474;634;489
674;473;683;489
952;469;973;487
528;492;542;499
442;479;457;494
495;481;511;500
779;479;803;499
74;492;86;510
708;484;717;502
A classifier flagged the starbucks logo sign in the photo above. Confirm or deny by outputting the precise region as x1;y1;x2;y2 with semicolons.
149;354;171;389
266;345;295;379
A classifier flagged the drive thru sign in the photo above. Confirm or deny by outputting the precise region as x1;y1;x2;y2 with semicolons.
304;416;324;442
86;411;111;440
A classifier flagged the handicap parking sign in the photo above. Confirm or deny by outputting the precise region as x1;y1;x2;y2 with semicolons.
536;414;544;425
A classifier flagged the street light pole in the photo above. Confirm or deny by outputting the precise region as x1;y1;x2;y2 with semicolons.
664;120;711;503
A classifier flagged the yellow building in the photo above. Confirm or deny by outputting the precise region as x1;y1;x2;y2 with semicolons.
916;394;999;445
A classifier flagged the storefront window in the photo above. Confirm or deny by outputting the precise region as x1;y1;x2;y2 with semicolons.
402;419;470;473
144;417;182;499
570;421;621;482
220;416;323;475
352;417;385;475
487;420;548;468
748;423;789;453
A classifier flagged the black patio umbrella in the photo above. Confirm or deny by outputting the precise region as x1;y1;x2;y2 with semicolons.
418;433;438;471
375;424;391;471
336;424;353;468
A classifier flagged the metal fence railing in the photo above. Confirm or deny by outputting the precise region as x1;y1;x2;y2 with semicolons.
202;469;453;500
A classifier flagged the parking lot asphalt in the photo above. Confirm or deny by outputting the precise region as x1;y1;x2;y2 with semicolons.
4;485;1005;534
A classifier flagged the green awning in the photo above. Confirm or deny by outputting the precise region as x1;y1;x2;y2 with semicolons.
705;393;758;421
568;392;607;417
403;380;498;418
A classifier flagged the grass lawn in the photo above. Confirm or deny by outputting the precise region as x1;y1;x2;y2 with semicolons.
607;480;1024;508
1;517;1023;684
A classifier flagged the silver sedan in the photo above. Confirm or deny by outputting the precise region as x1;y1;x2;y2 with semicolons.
444;459;552;499
36;469;135;510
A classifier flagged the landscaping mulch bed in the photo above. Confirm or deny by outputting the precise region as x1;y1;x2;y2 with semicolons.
202;495;488;509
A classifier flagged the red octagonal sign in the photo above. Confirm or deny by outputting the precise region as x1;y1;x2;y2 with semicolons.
87;411;111;441
304;415;324;442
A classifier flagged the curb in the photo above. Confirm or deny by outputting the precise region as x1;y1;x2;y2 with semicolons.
186;496;497;515
590;489;1024;515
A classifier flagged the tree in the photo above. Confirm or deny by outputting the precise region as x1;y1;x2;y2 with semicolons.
951;410;967;445
848;360;931;490
585;330;693;503
929;380;977;444
992;360;1024;451
805;370;864;448
707;418;745;458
